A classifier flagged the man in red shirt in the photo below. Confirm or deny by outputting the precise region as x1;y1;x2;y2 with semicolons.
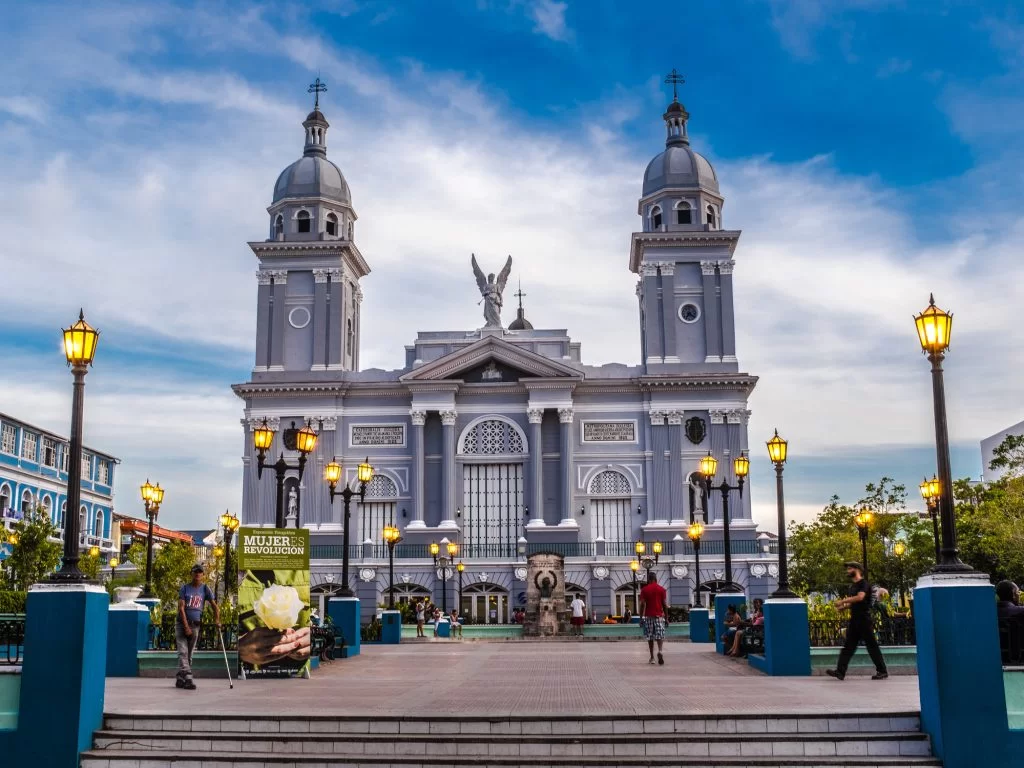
638;572;669;665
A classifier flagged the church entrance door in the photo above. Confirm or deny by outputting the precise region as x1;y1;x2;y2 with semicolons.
462;463;523;558
460;583;509;624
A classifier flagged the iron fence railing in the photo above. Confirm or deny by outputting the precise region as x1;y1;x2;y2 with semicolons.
808;615;916;647
149;616;238;651
0;615;25;665
1000;618;1024;666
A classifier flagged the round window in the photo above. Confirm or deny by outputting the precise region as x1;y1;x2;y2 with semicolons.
288;306;312;329
678;303;701;324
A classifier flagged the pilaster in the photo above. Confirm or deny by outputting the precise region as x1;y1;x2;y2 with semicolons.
440;410;458;527
659;262;679;364
668;410;686;523
528;408;544;523
254;272;273;370
558;408;577;526
718;259;737;363
269;270;288;371
327;268;344;369
640;263;663;365
409;410;427;528
700;261;721;364
311;269;329;370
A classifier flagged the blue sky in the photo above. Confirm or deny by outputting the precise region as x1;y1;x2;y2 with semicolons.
1;0;1022;530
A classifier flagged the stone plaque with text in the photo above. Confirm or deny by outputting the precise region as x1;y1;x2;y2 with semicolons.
351;424;406;447
582;421;636;442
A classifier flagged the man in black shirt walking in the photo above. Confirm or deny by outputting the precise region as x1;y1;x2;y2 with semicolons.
826;561;888;681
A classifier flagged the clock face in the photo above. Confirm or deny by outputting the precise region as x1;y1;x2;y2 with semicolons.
679;303;700;323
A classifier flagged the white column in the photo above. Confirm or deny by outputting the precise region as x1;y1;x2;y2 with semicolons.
439;410;458;528
527;408;545;529
558;408;577;527
408;410;427;528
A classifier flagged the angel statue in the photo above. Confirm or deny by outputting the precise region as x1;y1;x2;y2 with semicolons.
471;254;513;329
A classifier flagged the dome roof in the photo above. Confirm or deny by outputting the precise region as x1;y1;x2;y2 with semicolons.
642;145;718;197
273;155;351;205
508;307;533;331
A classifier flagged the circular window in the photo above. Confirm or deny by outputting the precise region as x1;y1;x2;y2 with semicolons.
678;303;701;324
288;306;312;329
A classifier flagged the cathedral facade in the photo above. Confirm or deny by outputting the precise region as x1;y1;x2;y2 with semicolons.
233;93;779;623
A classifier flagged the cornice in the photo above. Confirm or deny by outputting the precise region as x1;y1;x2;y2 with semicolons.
247;240;371;278
629;230;741;273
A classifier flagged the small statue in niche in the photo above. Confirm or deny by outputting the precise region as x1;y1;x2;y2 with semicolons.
535;570;558;599
287;488;298;517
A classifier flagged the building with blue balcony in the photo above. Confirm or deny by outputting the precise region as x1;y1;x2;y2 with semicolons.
233;93;781;623
0;412;119;557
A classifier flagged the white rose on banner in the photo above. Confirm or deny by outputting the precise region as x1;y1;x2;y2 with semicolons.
254;584;303;630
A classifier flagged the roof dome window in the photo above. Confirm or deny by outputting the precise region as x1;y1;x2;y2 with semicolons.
297;209;311;233
326;212;339;236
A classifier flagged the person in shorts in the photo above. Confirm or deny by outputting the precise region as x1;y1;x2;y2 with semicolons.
415;600;426;638
569;594;587;637
176;564;220;690
638;572;669;665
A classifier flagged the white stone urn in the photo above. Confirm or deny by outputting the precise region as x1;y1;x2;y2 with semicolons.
114;586;143;603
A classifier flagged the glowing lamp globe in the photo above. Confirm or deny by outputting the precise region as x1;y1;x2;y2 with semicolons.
295;422;318;455
652;541;663;556
213;545;224;558
733;452;750;478
357;457;374;484
914;294;953;355
89;546;100;558
62;310;100;367
698;451;718;479
429;542;440;557
252;418;276;452
854;510;874;531
447;541;458;557
629;559;640;573
323;459;342;486
140;479;155;503
766;429;788;464
894;541;907;557
109;557;119;568
688;521;704;541
456;561;465;573
635;541;645;555
151;484;165;506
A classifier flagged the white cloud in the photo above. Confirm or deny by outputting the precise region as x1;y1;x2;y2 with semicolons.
527;0;571;42
0;96;44;122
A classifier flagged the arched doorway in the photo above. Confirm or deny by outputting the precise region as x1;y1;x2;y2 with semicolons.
587;470;632;542
459;417;526;558
388;582;431;607
614;583;641;617
461;582;509;624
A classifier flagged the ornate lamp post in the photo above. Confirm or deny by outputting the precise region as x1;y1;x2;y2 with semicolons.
324;456;374;597
252;419;319;529
913;295;970;572
139;479;165;598
457;561;465;613
430;540;458;613
919;475;941;563
765;429;797;598
893;540;907;609
51;310;100;583
212;545;224;599
688;520;704;607
634;540;662;577
109;557;118;583
629;559;640;614
383;524;403;609
698;450;748;593
219;511;240;598
853;509;874;580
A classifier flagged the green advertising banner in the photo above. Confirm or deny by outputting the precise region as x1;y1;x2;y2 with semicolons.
236;527;311;679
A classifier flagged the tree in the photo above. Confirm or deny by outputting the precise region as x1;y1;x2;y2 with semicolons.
0;505;63;589
989;434;1024;479
123;539;197;610
955;475;1024;584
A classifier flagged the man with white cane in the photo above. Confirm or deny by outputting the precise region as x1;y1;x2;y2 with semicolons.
176;564;220;690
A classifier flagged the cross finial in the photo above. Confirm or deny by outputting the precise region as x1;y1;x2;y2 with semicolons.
514;279;526;310
308;76;328;110
664;68;685;102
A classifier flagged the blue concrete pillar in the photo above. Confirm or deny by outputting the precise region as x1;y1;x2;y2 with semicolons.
714;592;744;655
756;598;810;676
19;584;109;768
106;602;150;677
380;610;401;644
436;617;451;638
327;596;361;657
915;573;1009;767
689;608;712;643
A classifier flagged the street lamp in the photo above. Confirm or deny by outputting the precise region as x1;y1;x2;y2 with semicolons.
139;479;165;599
324;456;374;597
698;450;748;593
853;509;874;580
109;557;118;583
52;310;100;583
634;539;661;576
893;540;907;609
219;511;240;598
252;418;319;528
919;475;941;563
383;524;403;609
766;429;797;598
431;540;458;613
913;295;970;572
629;559;640;615
457;561;465;613
688;520;704;607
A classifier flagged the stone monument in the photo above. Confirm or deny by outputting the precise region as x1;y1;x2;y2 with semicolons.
523;552;568;636
471;253;513;329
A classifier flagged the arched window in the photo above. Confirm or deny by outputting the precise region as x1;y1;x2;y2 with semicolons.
588;471;631;543
347;221;353;240
651;205;663;230
41;494;52;519
325;212;338;236
346;319;354;357
297;209;311;233
20;489;33;514
706;204;717;228
461;419;526;455
0;483;10;513
588;470;632;495
365;475;398;499
79;505;88;534
362;475;398;544
675;201;692;225
59;500;66;527
274;214;284;238
95;510;105;539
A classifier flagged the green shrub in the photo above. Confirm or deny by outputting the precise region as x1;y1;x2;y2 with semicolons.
0;590;28;614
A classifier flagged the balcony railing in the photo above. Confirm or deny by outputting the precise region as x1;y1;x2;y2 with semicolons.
808;615;916;647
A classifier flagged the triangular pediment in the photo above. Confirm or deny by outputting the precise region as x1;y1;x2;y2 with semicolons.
400;335;583;382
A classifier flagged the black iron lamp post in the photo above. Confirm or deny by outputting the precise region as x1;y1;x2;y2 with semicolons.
430;540;459;613
893;540;907;609
383;524;403;609
139;479;165;598
766;430;798;598
324;456;374;597
853;509;874;580
688;520;704;607
919;475;941;563
629;558;640;613
109;556;118;584
252;418;319;529
457;561;465;613
634;539;662;577
220;511;240;598
698;450;749;593
212;545;224;598
913;295;971;572
51;310;100;583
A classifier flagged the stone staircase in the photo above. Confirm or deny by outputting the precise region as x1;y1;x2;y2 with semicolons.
81;711;939;767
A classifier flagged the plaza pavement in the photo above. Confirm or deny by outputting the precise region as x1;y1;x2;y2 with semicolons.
105;642;921;718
